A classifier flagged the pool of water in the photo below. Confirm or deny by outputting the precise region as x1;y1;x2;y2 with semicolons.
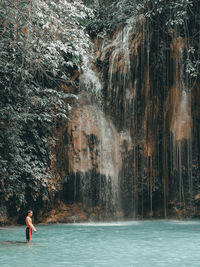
0;220;200;267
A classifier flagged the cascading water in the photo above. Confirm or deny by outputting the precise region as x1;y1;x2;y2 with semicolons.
0;0;199;228
108;23;132;88
63;5;199;220
79;54;102;99
170;39;193;211
97;12;195;218
67;46;132;218
99;14;150;218
68;103;133;217
101;17;137;122
171;88;192;203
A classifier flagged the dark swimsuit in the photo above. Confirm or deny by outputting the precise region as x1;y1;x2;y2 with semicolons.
26;227;32;241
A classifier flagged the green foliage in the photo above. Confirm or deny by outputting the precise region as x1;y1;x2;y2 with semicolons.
86;0;199;80
0;0;199;218
142;0;193;27
140;0;200;80
186;47;200;78
86;0;141;36
0;0;92;213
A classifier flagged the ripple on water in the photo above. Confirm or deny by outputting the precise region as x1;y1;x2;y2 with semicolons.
70;221;140;227
168;220;200;225
0;221;200;267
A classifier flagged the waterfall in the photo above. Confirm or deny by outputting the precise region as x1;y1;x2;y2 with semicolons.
108;24;132;89
63;8;198;220
102;19;135;103
97;16;146;217
169;38;193;212
68;104;132;217
67;46;132;218
80;54;102;99
170;87;192;211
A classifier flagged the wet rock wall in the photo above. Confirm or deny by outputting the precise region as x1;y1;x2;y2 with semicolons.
49;8;200;220
57;15;200;219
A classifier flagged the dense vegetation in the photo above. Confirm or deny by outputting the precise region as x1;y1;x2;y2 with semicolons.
0;0;92;218
142;0;200;80
87;0;199;79
0;0;199;222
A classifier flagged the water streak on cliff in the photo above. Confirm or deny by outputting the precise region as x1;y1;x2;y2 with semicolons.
60;13;199;220
67;103;132;216
169;36;193;209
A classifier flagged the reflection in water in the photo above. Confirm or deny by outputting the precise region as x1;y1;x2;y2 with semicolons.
1;222;200;267
1;241;27;245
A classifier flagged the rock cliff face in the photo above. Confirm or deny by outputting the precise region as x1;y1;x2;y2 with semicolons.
53;14;200;220
1;3;199;225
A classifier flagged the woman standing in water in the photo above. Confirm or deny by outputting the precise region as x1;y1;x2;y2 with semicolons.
26;210;37;243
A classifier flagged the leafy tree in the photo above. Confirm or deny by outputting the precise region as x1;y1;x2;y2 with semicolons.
139;0;200;79
0;0;93;216
86;0;142;36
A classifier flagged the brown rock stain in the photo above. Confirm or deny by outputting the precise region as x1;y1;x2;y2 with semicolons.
164;36;192;141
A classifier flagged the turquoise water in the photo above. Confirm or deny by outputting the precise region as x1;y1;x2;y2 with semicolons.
0;220;200;267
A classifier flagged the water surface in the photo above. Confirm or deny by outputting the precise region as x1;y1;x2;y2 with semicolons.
0;220;200;267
